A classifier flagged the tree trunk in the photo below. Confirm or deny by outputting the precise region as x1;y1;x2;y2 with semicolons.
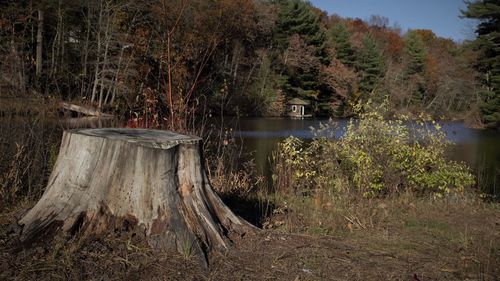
80;4;91;99
19;128;256;265
91;4;103;104
36;8;44;78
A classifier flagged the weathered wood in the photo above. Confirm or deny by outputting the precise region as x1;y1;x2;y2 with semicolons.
18;128;256;265
58;116;115;129
61;102;114;117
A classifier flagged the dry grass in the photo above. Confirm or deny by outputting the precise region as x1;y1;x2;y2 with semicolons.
1;180;499;280
2;202;498;281
1;116;499;280
265;192;500;280
0;141;57;204
0;96;60;117
0;116;62;207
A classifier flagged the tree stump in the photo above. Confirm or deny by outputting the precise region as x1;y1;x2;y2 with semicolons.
18;128;256;265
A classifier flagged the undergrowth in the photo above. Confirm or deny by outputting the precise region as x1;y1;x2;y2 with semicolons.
264;101;498;279
0;116;61;208
0;103;497;280
273;101;475;198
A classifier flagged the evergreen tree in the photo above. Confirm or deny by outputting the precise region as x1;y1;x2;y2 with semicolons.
463;0;500;128
274;0;328;63
273;0;329;110
358;34;385;100
281;34;321;101
403;31;427;105
330;22;355;67
404;30;427;75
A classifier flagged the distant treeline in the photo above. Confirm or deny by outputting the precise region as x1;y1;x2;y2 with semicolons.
0;0;498;128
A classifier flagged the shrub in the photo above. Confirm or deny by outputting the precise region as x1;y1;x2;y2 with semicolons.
273;101;475;197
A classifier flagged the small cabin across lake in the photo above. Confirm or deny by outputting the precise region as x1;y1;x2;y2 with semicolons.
287;98;312;118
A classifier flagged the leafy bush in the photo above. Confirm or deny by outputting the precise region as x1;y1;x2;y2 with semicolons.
273;102;475;197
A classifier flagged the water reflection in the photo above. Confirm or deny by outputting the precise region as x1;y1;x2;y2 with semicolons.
1;116;498;198
234;118;500;198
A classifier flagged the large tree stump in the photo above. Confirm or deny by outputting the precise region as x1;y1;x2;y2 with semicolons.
19;128;256;264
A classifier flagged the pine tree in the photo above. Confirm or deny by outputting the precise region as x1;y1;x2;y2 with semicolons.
273;0;329;109
274;0;328;63
330;22;355;67
282;34;321;101
358;34;385;100
404;30;427;75
463;0;500;128
402;31;427;105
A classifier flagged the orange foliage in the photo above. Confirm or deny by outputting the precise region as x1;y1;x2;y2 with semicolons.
385;31;405;57
285;34;320;73
348;18;370;33
371;28;405;59
320;49;356;99
424;54;439;93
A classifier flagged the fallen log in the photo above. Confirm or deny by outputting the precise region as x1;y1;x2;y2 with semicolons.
58;116;116;129
61;102;114;117
18;128;257;265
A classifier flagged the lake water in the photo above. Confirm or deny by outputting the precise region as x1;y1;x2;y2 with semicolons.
1;116;498;198
233;118;500;198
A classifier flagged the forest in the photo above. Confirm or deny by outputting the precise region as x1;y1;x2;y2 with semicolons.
1;0;498;128
1;1;500;280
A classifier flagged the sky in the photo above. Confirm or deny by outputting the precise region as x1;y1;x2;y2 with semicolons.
309;0;478;42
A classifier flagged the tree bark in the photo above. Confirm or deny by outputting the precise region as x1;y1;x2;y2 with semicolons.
91;4;103;104
36;8;44;78
19;128;256;265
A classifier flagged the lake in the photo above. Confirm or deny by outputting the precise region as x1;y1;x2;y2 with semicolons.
1;116;498;199
233;118;500;198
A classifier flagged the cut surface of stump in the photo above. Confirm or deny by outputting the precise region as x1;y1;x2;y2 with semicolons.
18;128;256;265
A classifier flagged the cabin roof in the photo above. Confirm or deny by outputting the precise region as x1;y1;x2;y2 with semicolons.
288;98;309;106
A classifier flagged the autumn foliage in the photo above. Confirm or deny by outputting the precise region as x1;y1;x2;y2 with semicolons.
0;0;483;122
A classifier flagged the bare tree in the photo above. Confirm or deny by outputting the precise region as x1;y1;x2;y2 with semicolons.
35;8;44;78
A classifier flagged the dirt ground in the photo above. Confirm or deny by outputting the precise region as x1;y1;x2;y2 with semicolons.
1;197;499;281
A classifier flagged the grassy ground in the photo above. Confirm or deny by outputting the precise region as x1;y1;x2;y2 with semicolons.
267;192;500;280
1;112;498;280
1;193;498;280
